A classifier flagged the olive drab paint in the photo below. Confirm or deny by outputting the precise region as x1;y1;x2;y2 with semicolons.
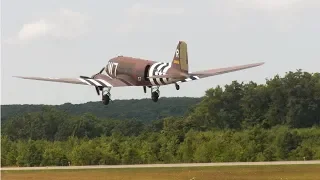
172;41;189;73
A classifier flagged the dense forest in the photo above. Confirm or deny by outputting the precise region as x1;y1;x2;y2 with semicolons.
1;97;202;123
1;69;320;167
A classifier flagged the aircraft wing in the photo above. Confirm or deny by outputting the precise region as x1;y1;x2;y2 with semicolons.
13;75;130;87
176;62;264;84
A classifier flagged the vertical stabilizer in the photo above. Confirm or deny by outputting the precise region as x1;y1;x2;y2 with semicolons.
172;41;188;73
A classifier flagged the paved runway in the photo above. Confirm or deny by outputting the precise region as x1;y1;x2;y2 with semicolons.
2;160;320;171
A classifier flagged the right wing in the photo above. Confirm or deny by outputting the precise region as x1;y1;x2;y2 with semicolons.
13;75;131;87
176;62;264;84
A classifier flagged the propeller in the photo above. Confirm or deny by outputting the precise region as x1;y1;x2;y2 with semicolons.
80;67;106;96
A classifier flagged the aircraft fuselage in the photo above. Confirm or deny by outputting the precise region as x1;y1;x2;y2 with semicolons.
104;56;176;87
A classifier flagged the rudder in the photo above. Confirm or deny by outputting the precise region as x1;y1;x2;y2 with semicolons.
172;41;188;73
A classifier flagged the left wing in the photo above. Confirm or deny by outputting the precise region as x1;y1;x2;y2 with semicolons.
13;75;130;87
176;62;264;84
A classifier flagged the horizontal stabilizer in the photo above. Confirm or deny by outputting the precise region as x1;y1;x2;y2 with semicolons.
147;72;188;79
147;74;184;79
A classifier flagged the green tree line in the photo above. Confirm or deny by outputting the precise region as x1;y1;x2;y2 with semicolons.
1;97;202;123
2;126;320;166
1;69;320;166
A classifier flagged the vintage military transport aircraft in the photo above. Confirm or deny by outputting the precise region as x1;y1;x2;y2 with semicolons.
14;41;264;105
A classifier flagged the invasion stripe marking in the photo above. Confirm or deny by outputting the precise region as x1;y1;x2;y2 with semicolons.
95;79;112;87
156;63;168;85
190;76;197;80
78;78;92;85
163;63;172;84
96;79;113;87
83;79;97;86
149;62;162;86
161;63;170;85
87;79;102;86
176;76;200;84
118;79;132;86
152;63;163;86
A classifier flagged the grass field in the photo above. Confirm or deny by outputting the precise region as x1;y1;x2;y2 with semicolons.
2;164;320;180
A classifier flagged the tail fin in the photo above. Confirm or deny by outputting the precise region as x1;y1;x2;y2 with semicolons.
172;41;188;73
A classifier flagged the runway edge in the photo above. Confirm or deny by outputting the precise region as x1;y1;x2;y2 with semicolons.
2;160;320;171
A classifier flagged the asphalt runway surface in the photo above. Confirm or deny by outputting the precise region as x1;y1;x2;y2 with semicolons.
2;160;320;171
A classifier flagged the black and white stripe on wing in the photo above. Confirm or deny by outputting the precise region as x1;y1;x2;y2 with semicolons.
78;78;113;87
81;78;98;86
176;75;200;83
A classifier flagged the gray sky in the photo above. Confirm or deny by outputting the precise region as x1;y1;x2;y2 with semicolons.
1;0;319;105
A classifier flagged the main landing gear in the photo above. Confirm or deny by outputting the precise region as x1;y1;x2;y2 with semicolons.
151;86;160;102
102;87;111;105
148;84;179;103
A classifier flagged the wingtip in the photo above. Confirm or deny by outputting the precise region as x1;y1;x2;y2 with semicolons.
254;62;265;66
13;76;29;79
13;76;25;78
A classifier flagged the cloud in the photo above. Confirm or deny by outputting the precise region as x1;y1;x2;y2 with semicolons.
17;19;51;41
5;8;89;44
236;0;303;10
116;3;184;33
127;3;184;16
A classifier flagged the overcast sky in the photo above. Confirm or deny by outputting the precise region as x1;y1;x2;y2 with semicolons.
1;0;319;105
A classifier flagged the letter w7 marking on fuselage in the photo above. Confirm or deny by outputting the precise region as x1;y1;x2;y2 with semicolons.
107;62;119;77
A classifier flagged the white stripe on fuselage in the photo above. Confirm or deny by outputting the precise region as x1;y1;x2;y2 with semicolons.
155;63;168;85
163;62;172;84
149;62;162;86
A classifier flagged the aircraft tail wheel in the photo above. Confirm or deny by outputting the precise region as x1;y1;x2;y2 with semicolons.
175;83;180;90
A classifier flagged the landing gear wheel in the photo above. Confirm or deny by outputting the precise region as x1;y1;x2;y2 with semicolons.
151;91;159;102
102;94;110;105
175;83;180;90
102;87;111;105
151;86;160;102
